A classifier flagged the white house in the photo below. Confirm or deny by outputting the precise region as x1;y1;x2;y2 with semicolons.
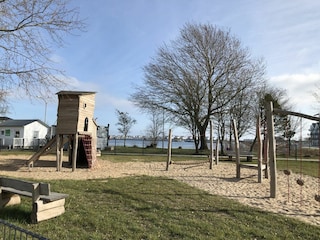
0;119;50;149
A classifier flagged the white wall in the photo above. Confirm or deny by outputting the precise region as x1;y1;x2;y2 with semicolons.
24;121;49;139
0;121;49;148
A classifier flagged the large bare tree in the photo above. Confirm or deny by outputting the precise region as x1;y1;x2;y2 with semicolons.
131;23;265;151
0;0;84;104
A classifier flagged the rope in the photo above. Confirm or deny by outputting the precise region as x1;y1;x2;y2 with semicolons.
298;117;304;204
286;123;290;202
283;117;291;202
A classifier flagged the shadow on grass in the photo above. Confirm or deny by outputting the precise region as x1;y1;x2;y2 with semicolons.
0;205;31;224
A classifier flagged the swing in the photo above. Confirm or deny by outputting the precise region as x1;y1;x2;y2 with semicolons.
283;116;305;202
295;117;304;188
283;117;292;202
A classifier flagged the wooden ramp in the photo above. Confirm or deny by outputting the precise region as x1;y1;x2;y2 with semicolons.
27;137;68;167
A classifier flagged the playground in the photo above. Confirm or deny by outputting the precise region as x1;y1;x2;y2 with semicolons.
0;153;319;226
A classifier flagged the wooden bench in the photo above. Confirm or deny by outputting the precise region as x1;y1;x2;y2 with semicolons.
228;154;253;162
0;177;68;223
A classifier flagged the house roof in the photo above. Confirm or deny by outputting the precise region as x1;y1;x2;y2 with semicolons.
0;119;48;128
0;117;11;122
56;91;96;96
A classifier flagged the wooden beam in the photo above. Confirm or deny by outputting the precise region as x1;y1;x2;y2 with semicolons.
257;116;263;183
209;120;213;169
274;108;320;122
166;129;172;171
215;136;219;165
72;133;78;172
266;101;277;198
232;119;241;178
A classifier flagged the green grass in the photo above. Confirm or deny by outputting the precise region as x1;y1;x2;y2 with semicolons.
277;159;320;178
102;145;211;156
99;153;210;163
0;176;319;239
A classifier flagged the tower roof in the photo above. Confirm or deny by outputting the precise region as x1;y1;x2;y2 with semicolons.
56;91;96;96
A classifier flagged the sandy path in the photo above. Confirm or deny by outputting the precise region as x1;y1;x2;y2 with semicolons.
0;155;319;226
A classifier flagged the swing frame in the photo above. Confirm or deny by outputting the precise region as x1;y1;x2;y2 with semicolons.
266;101;320;200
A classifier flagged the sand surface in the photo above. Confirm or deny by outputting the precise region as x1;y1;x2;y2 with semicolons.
0;155;319;226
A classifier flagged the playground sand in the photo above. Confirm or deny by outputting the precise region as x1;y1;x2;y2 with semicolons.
0;155;319;226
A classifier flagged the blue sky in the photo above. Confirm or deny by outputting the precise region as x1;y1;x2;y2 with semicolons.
8;0;320;137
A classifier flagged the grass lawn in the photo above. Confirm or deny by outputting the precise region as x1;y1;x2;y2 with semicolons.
0;176;319;239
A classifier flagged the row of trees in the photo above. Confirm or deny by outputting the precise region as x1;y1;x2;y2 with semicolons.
131;23;296;153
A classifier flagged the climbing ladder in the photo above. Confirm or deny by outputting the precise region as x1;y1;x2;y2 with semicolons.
81;135;93;168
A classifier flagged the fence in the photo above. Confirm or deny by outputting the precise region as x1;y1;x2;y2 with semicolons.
0;219;48;240
0;138;48;150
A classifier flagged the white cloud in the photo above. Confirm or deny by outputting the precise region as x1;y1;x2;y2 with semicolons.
270;73;320;113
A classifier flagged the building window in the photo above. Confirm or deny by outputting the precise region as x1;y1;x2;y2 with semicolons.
5;129;10;136
33;131;39;139
84;117;88;131
15;131;20;138
1;130;4;135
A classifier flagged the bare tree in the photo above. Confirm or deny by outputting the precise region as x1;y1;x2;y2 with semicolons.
0;0;85;104
312;83;320;113
145;109;164;148
131;23;265;152
115;109;137;147
215;73;266;154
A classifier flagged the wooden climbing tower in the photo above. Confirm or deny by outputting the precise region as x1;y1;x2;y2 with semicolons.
55;91;97;171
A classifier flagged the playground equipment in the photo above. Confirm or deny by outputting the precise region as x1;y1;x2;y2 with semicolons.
166;121;218;170
232;116;266;183
28;91;98;171
265;101;320;200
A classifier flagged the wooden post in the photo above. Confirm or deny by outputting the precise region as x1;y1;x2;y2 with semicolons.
68;135;73;166
266;101;277;198
56;135;61;171
232;119;241;178
72;133;78;172
166;129;172;171
209;121;214;169
215;136;219;165
257;116;263;183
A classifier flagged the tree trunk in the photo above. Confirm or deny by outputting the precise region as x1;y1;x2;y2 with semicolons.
249;135;257;152
199;127;208;150
220;136;225;155
193;131;200;153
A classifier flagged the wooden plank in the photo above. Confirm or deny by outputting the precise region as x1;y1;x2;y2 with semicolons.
32;205;65;223
40;183;50;195
1;178;37;193
2;187;32;197
33;199;65;212
239;164;266;170
40;192;68;202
